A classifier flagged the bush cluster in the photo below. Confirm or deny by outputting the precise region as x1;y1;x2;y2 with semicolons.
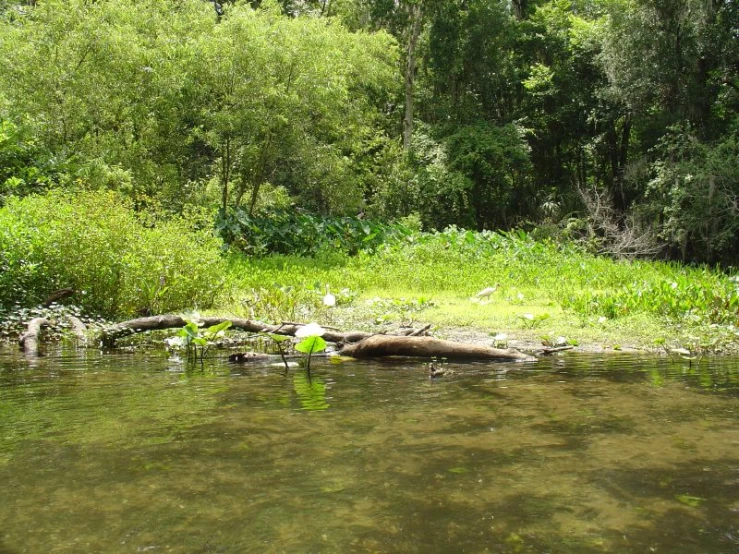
217;208;412;257
0;190;225;317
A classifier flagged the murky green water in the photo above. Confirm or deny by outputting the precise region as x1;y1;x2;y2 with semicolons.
1;346;738;554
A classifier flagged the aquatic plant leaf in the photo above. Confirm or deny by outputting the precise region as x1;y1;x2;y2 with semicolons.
292;372;329;411
295;336;327;354
447;467;470;474
184;322;200;337
676;494;703;507
329;355;355;364
265;333;290;343
206;321;232;336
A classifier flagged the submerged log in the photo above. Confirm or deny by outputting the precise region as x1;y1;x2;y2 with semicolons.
338;335;535;362
19;317;50;356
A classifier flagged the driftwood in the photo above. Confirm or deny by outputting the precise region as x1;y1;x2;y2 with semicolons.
19;318;50;356
14;313;535;363
67;316;88;341
535;345;574;355
42;288;75;307
338;335;535;362
19;315;88;356
99;315;422;348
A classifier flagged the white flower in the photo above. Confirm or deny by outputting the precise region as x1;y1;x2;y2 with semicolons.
295;322;326;338
165;336;185;348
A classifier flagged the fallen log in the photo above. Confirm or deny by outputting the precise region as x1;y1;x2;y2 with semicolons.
535;345;574;355
95;314;536;362
99;315;424;348
337;335;536;362
19;317;50;356
67;316;88;341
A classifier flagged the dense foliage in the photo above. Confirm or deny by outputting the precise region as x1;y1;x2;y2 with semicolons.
229;227;739;346
0;0;737;263
0;0;398;215
0;191;225;317
217;207;413;256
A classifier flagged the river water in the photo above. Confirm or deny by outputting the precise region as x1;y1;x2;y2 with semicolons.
0;346;738;553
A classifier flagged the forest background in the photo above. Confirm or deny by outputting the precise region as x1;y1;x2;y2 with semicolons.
1;0;737;263
0;0;738;348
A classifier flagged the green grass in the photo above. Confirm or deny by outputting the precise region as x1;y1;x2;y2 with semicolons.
221;228;739;353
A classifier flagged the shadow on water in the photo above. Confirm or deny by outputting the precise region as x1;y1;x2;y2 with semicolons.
585;459;739;554
1;347;739;553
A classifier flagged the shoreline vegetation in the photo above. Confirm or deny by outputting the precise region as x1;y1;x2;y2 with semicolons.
1;191;738;356
1;2;738;356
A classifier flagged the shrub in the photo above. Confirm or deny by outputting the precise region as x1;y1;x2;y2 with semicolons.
0;190;225;317
216;207;412;257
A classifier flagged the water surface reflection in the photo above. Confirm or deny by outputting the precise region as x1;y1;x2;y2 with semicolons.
0;348;738;553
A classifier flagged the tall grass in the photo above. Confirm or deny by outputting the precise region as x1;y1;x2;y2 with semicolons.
227;227;739;327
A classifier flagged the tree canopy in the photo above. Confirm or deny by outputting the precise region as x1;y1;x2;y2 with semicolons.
1;0;737;263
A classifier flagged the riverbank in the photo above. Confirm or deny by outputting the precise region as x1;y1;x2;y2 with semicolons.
221;230;739;355
2;228;738;355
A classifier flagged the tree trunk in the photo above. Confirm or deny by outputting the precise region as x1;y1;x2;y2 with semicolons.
403;3;423;151
220;136;232;212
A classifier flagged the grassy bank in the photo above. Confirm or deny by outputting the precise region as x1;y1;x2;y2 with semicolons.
2;191;737;353
223;228;739;353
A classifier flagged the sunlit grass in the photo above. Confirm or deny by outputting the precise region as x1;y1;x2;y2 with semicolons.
221;229;739;352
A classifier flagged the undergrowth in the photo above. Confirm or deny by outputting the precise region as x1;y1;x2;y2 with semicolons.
0;190;226;318
225;227;739;349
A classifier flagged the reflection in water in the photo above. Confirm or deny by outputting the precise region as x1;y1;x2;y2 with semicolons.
0;348;738;553
293;372;330;411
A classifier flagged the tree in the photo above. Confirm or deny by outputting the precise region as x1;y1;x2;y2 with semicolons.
0;0;399;215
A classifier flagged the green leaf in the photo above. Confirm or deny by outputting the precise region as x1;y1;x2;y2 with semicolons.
329;355;355;364
676;494;703;507
184;322;200;338
295;335;327;354
266;333;290;343
205;320;232;337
